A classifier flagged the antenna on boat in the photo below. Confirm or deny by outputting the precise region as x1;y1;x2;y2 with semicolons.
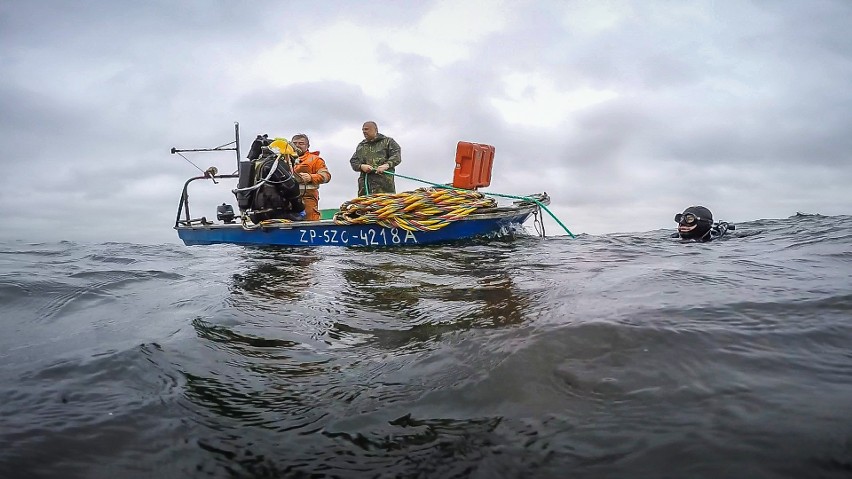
170;121;242;172
234;122;241;171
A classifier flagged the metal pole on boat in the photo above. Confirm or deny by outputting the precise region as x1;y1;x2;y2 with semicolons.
234;122;241;171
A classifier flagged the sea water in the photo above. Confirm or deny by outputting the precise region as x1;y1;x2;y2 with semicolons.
1;214;850;478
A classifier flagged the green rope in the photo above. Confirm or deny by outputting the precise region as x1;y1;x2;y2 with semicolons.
382;171;575;238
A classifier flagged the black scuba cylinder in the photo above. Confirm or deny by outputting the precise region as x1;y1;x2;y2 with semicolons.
235;160;255;211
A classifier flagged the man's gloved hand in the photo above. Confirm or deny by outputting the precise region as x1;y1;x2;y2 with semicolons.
376;163;390;173
360;164;374;173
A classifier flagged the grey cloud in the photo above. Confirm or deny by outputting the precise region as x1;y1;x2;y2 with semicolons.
236;81;368;133
1;0;851;244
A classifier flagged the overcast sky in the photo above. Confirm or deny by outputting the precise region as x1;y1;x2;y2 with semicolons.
2;0;850;244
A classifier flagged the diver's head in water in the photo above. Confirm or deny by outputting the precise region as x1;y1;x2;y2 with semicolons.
675;206;713;241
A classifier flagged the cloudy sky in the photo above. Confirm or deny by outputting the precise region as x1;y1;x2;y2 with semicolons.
2;0;850;244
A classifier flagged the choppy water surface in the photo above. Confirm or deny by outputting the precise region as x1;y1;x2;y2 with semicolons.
1;214;851;478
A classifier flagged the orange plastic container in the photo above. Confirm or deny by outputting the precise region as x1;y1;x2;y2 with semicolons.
452;141;494;190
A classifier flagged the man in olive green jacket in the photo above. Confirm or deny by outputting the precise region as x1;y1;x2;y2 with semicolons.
349;121;402;196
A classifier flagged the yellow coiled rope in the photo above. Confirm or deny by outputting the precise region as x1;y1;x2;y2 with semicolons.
240;217;295;230
333;187;497;232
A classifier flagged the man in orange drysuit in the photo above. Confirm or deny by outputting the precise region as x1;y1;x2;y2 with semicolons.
291;133;331;221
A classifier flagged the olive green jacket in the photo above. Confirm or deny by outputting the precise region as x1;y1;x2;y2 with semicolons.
349;134;402;195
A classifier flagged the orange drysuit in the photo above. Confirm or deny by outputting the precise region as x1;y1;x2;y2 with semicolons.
293;151;331;220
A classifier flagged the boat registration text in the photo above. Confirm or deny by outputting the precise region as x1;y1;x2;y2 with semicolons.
298;227;418;246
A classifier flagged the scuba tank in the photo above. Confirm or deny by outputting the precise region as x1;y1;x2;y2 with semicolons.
235;134;270;211
232;136;305;223
235;160;255;211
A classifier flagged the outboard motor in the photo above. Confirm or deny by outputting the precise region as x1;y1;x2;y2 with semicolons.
217;203;235;224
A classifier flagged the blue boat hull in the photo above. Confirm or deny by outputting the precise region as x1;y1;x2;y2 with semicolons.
176;207;537;247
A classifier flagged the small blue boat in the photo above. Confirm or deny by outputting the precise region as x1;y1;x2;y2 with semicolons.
172;125;559;247
174;174;548;247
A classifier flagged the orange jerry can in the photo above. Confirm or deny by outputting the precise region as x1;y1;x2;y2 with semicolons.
452;141;495;190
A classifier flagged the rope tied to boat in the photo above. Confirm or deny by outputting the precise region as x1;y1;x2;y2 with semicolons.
333;187;498;232
378;171;575;238
240;217;296;230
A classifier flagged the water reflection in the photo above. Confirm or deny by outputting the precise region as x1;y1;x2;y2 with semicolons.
229;247;324;301
183;316;339;438
219;244;536;352
333;245;534;349
323;413;503;457
185;245;341;428
179;244;535;450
